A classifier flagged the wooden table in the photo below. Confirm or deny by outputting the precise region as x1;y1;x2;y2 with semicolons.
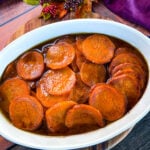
0;2;150;50
0;2;150;150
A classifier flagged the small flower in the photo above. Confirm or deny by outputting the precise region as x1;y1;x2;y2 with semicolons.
43;4;57;17
41;3;58;20
64;0;83;11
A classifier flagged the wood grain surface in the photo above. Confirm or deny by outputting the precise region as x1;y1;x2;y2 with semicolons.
6;2;150;45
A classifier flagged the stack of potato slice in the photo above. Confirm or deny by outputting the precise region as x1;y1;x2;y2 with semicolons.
107;47;147;110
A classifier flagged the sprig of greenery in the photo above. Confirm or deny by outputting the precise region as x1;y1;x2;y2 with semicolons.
23;0;99;20
23;0;40;5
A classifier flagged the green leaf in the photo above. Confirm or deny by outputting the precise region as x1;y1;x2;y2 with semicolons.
41;12;51;20
23;0;40;5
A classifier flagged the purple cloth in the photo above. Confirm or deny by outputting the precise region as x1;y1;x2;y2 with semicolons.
103;0;150;31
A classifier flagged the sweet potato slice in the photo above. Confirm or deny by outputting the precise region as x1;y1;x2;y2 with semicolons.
16;51;44;80
111;63;146;77
45;101;77;133
69;44;80;73
111;63;147;90
45;42;75;69
75;35;87;52
2;61;17;81
114;47;146;61
82;34;115;64
36;79;69;108
65;104;105;128
75;48;87;70
114;47;147;71
9;95;43;131
0;77;30;113
69;74;90;104
115;47;138;56
107;74;141;109
89;83;126;121
41;67;76;96
109;53;146;73
112;68;145;90
57;35;75;44
80;62;106;87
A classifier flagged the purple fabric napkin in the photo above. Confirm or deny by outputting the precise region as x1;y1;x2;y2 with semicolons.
103;0;150;31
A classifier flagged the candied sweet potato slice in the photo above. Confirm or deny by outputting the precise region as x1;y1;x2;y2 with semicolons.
46;101;77;133
41;67;76;96
9;95;44;131
109;53;146;73
107;74;141;109
114;47;147;71
115;47;139;56
69;44;81;72
65;104;104;128
82;34;115;64
36;79;69;108
111;63;146;77
75;35;87;52
89;83;126;121
115;47;131;56
69;74;90;104
57;35;75;44
2;61;17;81
0;77;30;113
111;63;147;90
112;68;145;90
75;48;87;70
17;51;44;80
114;47;147;63
80;62;106;87
45;42;75;69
